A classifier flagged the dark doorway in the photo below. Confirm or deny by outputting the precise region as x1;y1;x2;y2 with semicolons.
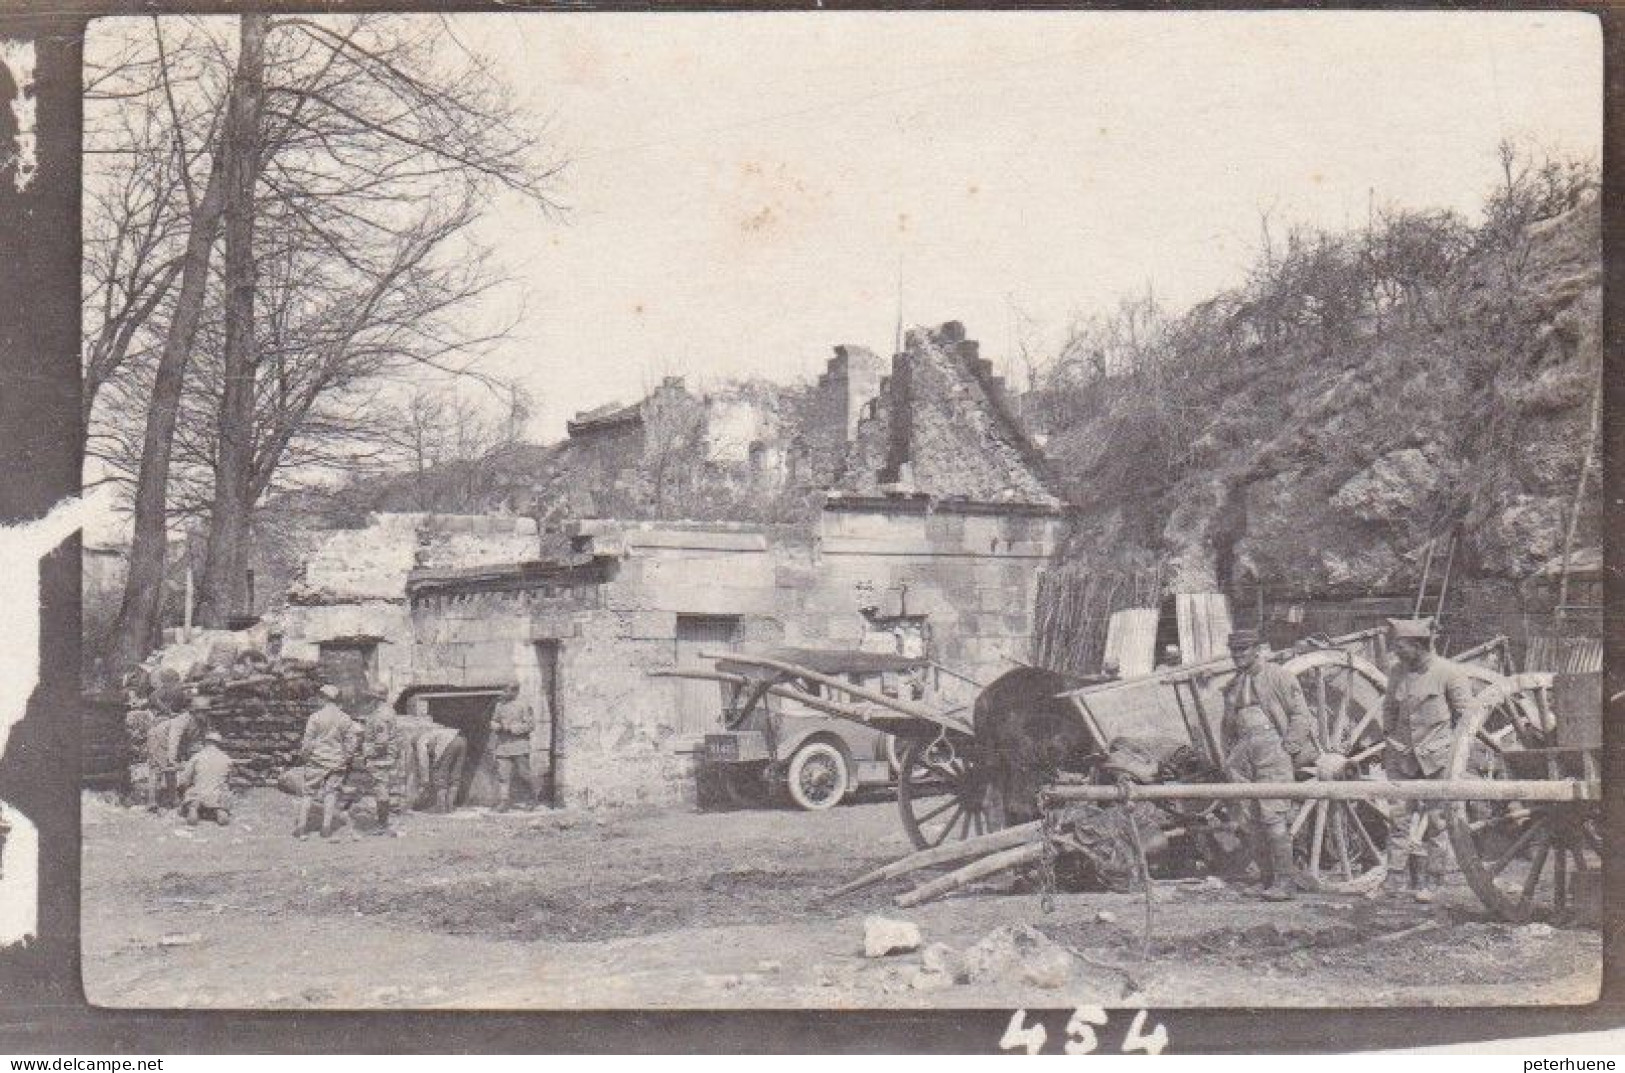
316;638;379;696
422;691;502;806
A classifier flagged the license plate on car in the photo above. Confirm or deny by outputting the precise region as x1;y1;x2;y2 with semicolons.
705;735;739;760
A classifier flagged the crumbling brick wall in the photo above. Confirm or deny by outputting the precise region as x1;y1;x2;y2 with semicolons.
790;345;884;490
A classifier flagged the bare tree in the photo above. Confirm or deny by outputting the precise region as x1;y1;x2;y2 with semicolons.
190;13;561;627
192;14;267;627
105;17;234;672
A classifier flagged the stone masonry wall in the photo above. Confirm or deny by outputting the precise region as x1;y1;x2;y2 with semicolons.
404;509;1062;809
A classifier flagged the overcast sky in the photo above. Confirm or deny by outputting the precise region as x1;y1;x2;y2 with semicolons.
453;11;1601;439
89;10;1605;443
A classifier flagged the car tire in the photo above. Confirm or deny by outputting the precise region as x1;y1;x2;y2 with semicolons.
785;741;850;811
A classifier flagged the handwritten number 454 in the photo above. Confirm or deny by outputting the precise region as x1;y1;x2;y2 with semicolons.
999;1007;1169;1055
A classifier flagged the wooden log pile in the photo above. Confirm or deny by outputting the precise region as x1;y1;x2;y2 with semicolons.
203;670;325;788
826;800;1172;908
124;658;327;789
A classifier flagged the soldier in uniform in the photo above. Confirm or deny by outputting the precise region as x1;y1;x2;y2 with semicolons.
145;694;208;812
415;724;468;814
490;685;538;812
296;683;362;840
1221;629;1321;901
354;688;404;834
178;731;234;826
1377;617;1479;903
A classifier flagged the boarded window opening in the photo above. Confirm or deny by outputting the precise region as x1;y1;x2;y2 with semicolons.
674;615;742;738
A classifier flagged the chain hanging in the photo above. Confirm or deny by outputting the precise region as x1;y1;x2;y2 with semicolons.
1037;788;1060;914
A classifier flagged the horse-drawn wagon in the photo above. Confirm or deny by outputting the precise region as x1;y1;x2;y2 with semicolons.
670;628;1601;922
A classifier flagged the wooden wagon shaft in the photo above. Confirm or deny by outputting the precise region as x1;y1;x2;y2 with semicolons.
697;651;975;736
1054;626;1386;699
824;820;1044;901
647;669;753;687
1041;778;1599;804
648;667;914;726
895;843;1044;909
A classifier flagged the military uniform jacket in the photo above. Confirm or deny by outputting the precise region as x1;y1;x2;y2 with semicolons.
1382;654;1477;776
361;705;401;769
490;698;536;758
180;745;233;809
1221;661;1319;767
302;703;361;772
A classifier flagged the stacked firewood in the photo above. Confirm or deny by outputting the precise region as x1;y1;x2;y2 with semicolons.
123;654;327;789
199;666;325;788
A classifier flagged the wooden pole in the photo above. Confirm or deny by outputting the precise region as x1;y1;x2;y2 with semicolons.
1042;778;1598;804
895;842;1044;908
698;651;973;735
824;820;1042;901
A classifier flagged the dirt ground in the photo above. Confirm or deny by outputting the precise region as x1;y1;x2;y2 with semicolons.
81;789;1601;1010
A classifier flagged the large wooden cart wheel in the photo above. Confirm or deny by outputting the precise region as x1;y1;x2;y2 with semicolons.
1446;672;1600;922
1279;650;1391;894
896;733;992;850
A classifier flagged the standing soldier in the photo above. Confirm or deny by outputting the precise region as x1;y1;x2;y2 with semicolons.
296;683;362;840
490;685;538;812
1377;617;1479;903
1220;629;1320;901
356;688;404;834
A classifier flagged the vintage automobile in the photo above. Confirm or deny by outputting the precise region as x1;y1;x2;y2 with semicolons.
661;647;947;811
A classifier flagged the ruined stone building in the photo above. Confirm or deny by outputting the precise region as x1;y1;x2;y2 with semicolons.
275;322;1068;809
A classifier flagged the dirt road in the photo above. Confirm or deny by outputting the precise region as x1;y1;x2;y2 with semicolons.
81;790;1600;1009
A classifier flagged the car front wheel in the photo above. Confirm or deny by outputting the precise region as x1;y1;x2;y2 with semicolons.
785;741;850;811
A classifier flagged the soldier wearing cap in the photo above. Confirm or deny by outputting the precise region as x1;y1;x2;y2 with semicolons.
1221;628;1320;900
352;686;404;834
144;694;209;813
179;730;234;826
296;682;363;839
1377;616;1479;902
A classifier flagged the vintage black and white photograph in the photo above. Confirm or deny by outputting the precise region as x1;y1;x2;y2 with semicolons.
70;10;1604;1013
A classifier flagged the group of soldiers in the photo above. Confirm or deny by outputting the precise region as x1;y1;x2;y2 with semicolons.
138;670;235;826
293;682;547;841
132;657;550;841
1218;616;1476;903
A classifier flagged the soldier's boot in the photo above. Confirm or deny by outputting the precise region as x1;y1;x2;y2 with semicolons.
215;808;231;827
436;787;453;814
293;799;312;839
374;799;391;832
1259;829;1297;902
1411;857;1436;904
182;802;199;826
320;794;341;839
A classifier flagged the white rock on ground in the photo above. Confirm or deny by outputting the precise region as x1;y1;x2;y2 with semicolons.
863;915;923;958
959;924;1077;990
919;941;960;978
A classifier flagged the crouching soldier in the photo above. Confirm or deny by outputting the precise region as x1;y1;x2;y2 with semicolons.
415;725;467;814
1377;617;1478;903
179;731;234;825
1222;629;1319;901
145;695;208;812
296;684;362;840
